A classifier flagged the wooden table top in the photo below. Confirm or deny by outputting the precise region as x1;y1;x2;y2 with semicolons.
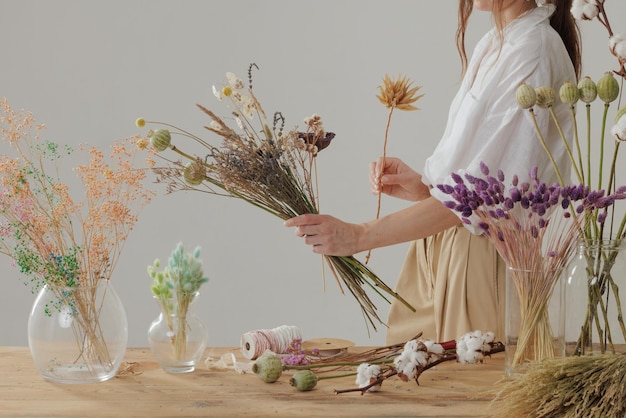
0;346;505;417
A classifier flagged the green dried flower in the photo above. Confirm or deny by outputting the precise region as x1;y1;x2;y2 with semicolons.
534;86;556;108
559;80;580;106
515;83;537;109
289;370;318;391
151;129;172;152
578;76;598;104
183;161;205;186
597;72;620;103
252;352;283;383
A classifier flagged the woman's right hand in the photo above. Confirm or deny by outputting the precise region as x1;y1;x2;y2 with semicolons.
369;157;430;202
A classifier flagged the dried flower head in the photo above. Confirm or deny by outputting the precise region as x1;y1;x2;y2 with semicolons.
376;74;423;111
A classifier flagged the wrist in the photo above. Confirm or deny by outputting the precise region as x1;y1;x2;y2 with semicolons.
355;221;374;254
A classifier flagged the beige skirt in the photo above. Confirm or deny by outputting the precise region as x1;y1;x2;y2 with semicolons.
385;225;505;345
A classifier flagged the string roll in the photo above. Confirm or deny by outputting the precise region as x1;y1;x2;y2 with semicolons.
240;325;301;360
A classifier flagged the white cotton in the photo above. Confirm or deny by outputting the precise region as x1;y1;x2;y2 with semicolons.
403;339;419;352
455;330;494;364
609;34;626;62
355;363;382;392
581;3;600;19
456;339;484;364
409;350;429;367
571;0;599;20
424;340;444;355
612;116;626;142
400;362;418;380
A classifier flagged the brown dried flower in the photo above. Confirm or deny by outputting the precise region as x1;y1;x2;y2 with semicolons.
368;74;423;264
376;74;423;111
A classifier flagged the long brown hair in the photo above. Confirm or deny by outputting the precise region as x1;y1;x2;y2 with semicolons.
456;0;581;78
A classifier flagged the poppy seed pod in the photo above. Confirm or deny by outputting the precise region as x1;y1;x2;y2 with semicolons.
516;83;536;109
578;76;598;104
597;72;620;104
251;352;283;383
559;80;579;106
289;370;319;391
535;86;556;109
183;161;205;186
150;129;172;152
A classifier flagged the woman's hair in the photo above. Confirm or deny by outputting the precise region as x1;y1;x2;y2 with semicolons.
456;0;581;78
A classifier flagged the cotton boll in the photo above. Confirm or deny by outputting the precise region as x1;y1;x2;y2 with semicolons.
424;340;444;355
609;34;626;62
355;363;382;392
612;116;626;142
403;339;419;352
409;350;429;366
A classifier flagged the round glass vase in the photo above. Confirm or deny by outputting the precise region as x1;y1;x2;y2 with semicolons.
27;279;128;384
148;292;208;373
505;266;565;375
564;239;626;356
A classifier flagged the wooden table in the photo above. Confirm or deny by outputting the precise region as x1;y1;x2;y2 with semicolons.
0;346;505;417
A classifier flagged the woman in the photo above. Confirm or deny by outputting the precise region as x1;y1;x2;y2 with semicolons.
285;0;581;344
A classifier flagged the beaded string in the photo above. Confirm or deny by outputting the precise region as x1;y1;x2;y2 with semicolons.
240;325;301;360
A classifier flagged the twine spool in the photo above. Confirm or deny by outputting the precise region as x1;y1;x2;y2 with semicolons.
240;325;302;360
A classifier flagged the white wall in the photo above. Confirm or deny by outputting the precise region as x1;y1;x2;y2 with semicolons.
0;0;624;349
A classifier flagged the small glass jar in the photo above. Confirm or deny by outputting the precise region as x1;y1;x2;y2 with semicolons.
148;292;208;373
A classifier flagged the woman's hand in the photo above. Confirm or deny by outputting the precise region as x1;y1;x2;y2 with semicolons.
370;157;431;202
283;214;363;256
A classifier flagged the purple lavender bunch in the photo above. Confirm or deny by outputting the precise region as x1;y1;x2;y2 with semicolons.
439;163;624;244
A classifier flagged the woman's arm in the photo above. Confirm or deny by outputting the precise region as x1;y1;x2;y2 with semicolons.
284;196;461;256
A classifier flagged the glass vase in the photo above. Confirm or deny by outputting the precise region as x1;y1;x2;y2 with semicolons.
505;266;565;375
564;239;626;356
27;279;128;384
148;292;208;373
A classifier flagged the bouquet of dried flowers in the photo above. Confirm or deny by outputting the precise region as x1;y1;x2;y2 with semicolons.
515;0;626;356
136;64;414;330
147;242;209;361
436;162;625;368
0;98;154;371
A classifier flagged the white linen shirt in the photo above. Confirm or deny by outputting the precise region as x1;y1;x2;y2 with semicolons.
425;5;576;233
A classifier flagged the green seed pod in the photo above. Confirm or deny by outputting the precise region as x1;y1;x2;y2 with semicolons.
578;76;597;104
183;161;205;186
535;86;556;108
597;72;620;103
289;370;318;391
150;129;172;152
515;83;536;109
251;353;283;383
559;80;579;106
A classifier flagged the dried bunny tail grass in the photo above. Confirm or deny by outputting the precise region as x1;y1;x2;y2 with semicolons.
489;354;626;418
